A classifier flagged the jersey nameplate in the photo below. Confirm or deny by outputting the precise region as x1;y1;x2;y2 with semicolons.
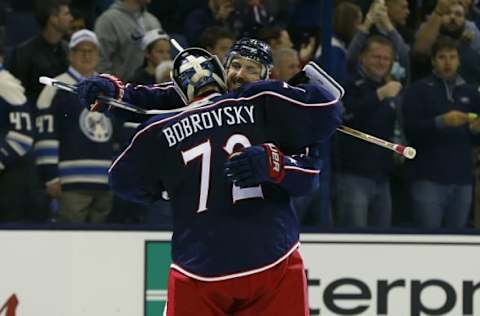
163;105;255;147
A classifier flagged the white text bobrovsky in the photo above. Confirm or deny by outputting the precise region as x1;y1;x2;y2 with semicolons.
162;105;255;147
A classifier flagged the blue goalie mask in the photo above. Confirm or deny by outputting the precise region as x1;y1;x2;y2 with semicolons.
225;38;273;79
171;47;227;104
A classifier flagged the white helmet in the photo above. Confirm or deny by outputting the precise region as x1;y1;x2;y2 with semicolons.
171;47;227;104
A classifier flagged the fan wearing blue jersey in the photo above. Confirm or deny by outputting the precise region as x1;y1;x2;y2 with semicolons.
76;44;342;315
0;56;36;221
35;30;119;223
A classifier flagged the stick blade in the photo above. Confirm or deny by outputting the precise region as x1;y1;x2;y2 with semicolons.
39;76;55;86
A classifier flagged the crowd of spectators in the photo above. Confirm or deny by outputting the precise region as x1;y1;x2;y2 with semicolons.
1;0;480;230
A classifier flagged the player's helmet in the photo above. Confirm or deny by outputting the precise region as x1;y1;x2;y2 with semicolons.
171;47;227;104
225;38;273;80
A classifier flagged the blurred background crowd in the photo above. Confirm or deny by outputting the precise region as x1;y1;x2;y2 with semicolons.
1;0;480;231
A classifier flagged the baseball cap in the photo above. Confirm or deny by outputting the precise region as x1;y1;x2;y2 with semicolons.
69;29;100;49
142;29;170;50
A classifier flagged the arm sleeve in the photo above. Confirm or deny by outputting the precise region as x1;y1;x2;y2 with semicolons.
123;82;184;110
401;83;465;145
94;17;118;75
34;88;61;183
346;30;368;68
413;14;442;55
278;144;323;196
387;29;410;76
109;125;165;204
0;98;34;171
107;82;184;123
257;81;342;150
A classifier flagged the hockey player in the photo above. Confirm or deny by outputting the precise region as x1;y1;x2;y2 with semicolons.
0;43;38;221
221;38;328;195
77;45;342;315
77;38;327;196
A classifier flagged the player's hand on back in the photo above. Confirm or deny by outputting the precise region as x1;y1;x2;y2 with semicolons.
224;143;285;188
76;74;124;112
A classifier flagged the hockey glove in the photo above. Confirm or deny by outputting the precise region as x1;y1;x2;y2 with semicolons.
76;74;124;112
224;143;285;188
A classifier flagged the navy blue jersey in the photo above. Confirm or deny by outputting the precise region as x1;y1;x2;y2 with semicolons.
0;68;34;172
114;82;183;123
121;81;326;196
35;69;120;190
110;80;341;279
402;74;480;184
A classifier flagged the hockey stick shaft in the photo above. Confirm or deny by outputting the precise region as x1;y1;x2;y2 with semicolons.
170;38;184;53
39;77;416;159
337;125;416;159
39;76;179;115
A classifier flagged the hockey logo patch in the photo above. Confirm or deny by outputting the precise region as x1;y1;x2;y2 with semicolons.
79;109;113;143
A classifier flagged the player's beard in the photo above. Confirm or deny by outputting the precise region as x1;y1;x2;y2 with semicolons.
230;77;245;90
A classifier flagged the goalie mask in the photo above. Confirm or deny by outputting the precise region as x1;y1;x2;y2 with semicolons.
171;47;227;104
225;38;273;79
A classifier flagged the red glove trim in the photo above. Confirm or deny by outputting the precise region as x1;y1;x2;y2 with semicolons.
262;143;285;183
92;74;125;111
99;73;125;100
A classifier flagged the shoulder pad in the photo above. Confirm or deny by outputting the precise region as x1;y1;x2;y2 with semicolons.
303;62;344;99
0;70;27;105
37;72;75;109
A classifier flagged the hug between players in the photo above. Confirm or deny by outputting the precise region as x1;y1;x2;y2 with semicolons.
2;0;480;231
